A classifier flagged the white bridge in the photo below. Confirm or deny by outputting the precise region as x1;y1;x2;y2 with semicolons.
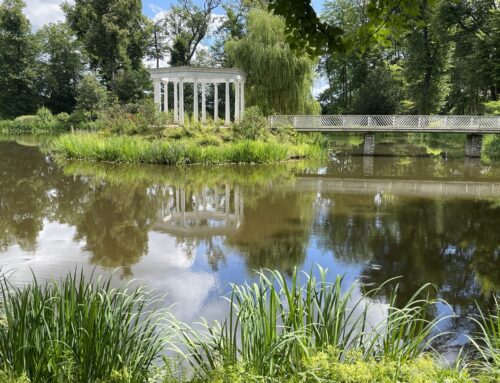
269;115;500;157
269;115;500;133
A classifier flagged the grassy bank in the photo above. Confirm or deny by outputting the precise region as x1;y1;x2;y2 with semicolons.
51;133;324;164
0;268;498;382
47;105;327;165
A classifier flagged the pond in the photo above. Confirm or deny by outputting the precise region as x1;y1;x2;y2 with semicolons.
1;136;499;355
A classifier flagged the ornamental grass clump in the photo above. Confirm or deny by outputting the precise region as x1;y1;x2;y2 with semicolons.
468;296;500;379
0;271;166;383
179;267;442;380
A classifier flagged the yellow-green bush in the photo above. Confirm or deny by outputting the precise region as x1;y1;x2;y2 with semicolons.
297;347;469;383
483;134;500;160
0;371;31;383
202;349;470;383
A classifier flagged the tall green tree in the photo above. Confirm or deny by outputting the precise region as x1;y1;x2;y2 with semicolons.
0;0;39;118
318;0;403;114
210;3;246;67
63;0;150;84
146;19;168;68
402;0;451;114
164;0;222;66
225;8;319;115
37;23;85;114
440;0;499;114
75;74;108;119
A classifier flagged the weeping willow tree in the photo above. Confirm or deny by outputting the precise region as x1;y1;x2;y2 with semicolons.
225;9;320;115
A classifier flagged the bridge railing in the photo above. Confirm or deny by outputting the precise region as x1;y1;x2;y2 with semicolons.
268;115;500;131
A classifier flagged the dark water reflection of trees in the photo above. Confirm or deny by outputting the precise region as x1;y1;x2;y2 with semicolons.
313;192;500;312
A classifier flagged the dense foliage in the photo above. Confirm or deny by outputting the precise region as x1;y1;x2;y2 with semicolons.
0;0;498;120
226;9;320;115
318;0;499;115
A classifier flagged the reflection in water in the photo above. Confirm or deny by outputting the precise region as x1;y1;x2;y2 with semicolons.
74;184;159;277
1;139;499;332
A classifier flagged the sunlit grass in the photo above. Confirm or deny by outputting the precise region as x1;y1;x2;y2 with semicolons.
50;133;324;165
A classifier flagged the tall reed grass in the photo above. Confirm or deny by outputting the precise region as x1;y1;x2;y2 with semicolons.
0;268;497;382
469;296;500;378
50;133;323;165
0;271;166;383
179;267;443;379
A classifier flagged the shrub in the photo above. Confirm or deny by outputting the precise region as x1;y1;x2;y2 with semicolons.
196;135;222;146
1;111;68;133
56;112;71;122
484;100;500;116
296;348;468;383
232;106;269;140
35;107;54;124
99;103;139;135
483;134;500;159
75;74;109;119
131;99;171;136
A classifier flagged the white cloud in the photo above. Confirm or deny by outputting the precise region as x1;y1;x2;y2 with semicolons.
313;75;329;97
148;3;164;16
24;0;69;30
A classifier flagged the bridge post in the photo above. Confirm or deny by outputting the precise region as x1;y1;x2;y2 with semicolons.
465;134;482;158
363;156;374;175
363;133;376;156
464;157;481;177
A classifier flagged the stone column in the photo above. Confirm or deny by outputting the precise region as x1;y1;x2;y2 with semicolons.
162;81;168;114
363;132;375;156
179;78;184;125
465;134;482;158
225;80;230;125
240;81;245;119
214;83;218;122
153;79;161;111
201;82;206;123
173;81;178;123
235;81;240;122
193;80;199;122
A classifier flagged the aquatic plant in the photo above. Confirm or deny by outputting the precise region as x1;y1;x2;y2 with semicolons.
0;271;166;383
0;268;496;382
468;296;500;379
179;267;442;379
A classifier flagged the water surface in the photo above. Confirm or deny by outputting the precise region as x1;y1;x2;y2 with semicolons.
1;137;499;352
